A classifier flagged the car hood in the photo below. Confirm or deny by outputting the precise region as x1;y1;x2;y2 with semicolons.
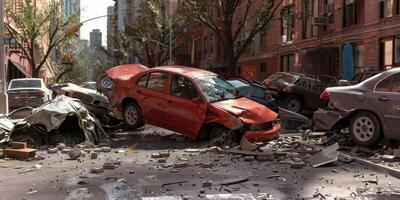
211;97;278;124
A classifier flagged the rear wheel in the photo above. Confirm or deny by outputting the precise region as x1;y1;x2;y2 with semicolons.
12;132;43;148
350;112;382;147
283;95;302;113
209;126;239;147
123;102;143;130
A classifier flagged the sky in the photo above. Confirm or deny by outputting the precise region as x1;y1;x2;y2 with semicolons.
80;0;114;47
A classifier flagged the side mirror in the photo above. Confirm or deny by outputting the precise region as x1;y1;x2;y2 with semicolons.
338;79;350;86
191;97;202;104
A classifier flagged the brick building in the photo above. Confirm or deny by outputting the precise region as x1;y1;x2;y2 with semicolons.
178;0;400;81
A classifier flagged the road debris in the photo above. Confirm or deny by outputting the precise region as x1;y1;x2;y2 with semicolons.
68;147;82;160
307;143;339;167
3;142;36;159
220;176;249;185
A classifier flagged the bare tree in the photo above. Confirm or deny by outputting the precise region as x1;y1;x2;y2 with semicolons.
182;0;283;73
4;0;80;78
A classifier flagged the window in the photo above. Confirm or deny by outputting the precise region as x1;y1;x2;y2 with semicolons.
302;0;310;39
353;44;364;73
380;0;395;18
260;30;267;48
137;74;148;87
381;39;394;69
343;0;358;27
146;72;169;93
281;54;295;72
281;5;295;43
375;74;400;92
170;75;198;100
395;37;400;66
312;0;319;36
260;63;267;73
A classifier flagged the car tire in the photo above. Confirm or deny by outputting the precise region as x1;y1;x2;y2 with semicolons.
12;132;43;148
209;126;240;147
283;95;302;113
350;112;382;147
123;101;143;130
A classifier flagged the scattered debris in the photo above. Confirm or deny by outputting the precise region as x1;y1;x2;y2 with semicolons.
3;142;36;159
90;152;98;159
240;136;257;151
90;168;104;173
56;143;67;150
220;176;249;185
47;148;58;154
308;143;339;168
173;162;188;168
202;180;213;187
161;180;188;187
68;148;82;160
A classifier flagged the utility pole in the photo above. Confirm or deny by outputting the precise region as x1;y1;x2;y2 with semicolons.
0;0;9;115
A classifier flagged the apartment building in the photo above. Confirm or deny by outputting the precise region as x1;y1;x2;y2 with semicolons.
180;0;400;81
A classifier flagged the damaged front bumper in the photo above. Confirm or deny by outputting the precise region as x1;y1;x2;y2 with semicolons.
313;108;350;131
244;123;281;143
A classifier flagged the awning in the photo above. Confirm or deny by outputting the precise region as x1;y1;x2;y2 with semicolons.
9;59;31;78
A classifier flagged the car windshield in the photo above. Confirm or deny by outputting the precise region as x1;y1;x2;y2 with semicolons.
195;75;242;103
264;73;300;85
227;80;248;88
9;80;41;89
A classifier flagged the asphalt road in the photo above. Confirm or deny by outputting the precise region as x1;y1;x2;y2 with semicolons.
1;126;400;200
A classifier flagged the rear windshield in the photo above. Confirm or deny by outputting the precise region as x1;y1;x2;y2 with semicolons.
227;80;248;88
9;80;42;89
264;73;300;84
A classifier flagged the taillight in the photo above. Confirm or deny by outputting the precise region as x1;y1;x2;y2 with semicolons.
320;90;330;101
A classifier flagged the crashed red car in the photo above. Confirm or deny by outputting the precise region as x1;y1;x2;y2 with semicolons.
97;64;281;145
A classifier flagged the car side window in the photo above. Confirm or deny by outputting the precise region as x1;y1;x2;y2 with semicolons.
390;74;400;93
170;75;198;100
146;72;169;93
137;74;148;87
375;75;393;92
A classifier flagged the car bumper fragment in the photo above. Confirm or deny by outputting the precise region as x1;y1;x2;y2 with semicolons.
313;109;349;131
245;123;281;142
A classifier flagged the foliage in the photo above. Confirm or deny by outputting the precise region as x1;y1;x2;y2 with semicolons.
113;0;189;67
4;0;80;78
181;0;283;73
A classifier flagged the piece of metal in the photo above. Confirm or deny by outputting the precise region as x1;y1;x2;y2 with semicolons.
307;143;339;168
0;0;9;114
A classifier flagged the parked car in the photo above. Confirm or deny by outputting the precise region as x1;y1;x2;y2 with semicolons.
97;64;281;145
79;81;96;90
227;79;277;112
262;72;337;113
50;83;119;125
7;78;52;111
314;67;400;147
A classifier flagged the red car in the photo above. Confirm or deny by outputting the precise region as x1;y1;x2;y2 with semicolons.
97;64;281;145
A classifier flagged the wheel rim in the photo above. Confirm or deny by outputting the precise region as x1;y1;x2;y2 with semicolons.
211;130;237;147
125;106;138;126
287;98;300;112
16;136;37;147
353;116;375;142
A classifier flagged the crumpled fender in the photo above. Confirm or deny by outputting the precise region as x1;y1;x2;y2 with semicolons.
313;108;350;131
205;104;244;130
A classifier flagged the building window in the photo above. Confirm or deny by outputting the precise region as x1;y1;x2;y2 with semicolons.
302;0;310;39
380;0;395;18
281;4;295;43
260;63;267;73
312;0;319;36
281;54;295;72
395;37;400;66
343;0;358;27
380;38;394;69
353;44;364;73
260;30;267;48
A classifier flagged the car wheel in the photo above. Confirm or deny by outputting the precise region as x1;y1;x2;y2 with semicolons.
123;102;143;130
284;96;302;113
350;112;382;147
12;132;43;148
209;126;239;147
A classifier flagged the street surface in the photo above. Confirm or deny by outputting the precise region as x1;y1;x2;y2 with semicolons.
1;126;400;200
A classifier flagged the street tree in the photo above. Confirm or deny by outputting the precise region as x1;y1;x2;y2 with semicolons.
182;0;283;73
120;0;188;67
4;0;80;78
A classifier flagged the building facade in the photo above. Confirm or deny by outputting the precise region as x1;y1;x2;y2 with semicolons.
90;29;102;48
180;0;400;81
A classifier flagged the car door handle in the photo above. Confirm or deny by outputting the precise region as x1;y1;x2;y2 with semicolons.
379;97;389;101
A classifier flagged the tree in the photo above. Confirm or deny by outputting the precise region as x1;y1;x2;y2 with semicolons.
120;0;188;67
182;0;283;74
4;0;80;78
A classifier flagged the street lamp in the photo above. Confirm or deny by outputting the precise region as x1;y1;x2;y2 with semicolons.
0;0;8;115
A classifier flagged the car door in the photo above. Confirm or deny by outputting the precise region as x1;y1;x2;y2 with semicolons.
163;74;207;139
370;73;400;135
135;72;170;127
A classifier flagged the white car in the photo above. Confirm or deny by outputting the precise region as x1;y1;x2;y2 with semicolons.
7;78;52;110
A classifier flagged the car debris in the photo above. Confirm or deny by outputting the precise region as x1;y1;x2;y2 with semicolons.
1;96;106;147
220;176;249;185
3;142;36;159
307;143;339;167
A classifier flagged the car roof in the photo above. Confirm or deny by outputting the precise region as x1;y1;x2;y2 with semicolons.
152;66;216;79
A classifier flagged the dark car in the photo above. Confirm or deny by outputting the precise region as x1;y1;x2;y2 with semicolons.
314;67;400;147
262;72;337;113
338;70;382;86
227;79;277;112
